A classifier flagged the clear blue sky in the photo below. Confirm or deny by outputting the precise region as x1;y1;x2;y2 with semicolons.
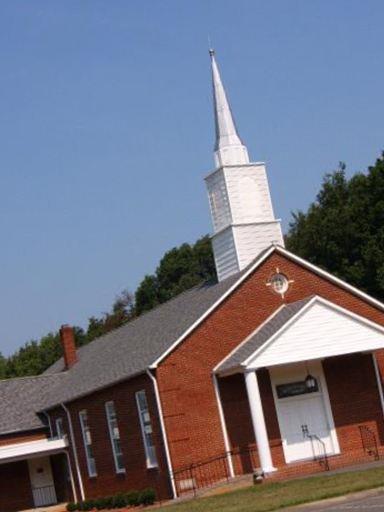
1;1;383;355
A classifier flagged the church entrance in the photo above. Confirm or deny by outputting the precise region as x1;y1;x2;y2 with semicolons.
270;362;339;463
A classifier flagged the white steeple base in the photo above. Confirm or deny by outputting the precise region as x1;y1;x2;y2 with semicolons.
212;221;283;282
206;162;284;282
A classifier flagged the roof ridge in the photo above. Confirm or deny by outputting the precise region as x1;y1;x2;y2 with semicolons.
0;372;67;385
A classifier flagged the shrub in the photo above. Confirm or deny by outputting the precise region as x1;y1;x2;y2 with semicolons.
111;493;126;508
138;488;156;506
66;487;156;511
125;491;139;507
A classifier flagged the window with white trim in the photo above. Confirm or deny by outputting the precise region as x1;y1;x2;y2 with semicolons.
56;417;64;439
79;410;97;477
135;390;158;468
105;401;125;473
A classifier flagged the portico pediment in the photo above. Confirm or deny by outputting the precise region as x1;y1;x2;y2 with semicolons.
216;296;384;374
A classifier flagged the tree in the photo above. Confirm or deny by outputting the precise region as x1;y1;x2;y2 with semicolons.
0;352;6;380
135;235;215;314
286;157;384;301
2;236;215;378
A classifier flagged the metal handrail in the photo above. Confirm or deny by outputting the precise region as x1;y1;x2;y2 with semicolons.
301;425;330;471
359;425;379;460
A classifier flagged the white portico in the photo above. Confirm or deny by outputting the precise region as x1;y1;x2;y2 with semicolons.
215;295;384;473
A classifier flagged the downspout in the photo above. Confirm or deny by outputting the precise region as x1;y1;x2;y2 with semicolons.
61;403;85;501
62;450;78;503
146;369;177;499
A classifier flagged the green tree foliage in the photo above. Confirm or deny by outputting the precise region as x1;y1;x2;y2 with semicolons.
0;353;6;380
286;157;384;301
2;236;215;378
135;235;216;314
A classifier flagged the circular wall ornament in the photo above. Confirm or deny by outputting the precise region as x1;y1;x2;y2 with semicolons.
270;273;289;295
266;269;293;298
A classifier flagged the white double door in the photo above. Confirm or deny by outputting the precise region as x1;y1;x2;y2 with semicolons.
271;362;339;463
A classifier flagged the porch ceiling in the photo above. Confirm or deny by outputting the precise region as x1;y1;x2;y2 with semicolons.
0;438;68;465
216;295;384;375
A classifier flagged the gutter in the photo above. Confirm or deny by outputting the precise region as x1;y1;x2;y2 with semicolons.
61;403;85;501
146;369;177;499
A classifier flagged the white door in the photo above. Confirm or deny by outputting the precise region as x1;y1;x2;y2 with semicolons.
28;457;57;507
270;362;339;463
278;394;334;462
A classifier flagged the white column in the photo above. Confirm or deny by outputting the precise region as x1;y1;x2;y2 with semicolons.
372;353;384;419
244;370;276;473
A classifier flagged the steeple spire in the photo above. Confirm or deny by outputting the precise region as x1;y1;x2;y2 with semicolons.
205;50;284;281
210;49;250;168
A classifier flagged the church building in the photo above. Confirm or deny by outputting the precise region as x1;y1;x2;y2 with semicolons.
1;51;384;511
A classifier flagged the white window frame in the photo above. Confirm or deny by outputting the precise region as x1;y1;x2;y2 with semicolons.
135;390;158;469
79;410;97;477
56;417;64;439
105;401;125;474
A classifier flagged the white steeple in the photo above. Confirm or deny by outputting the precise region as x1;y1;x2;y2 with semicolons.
210;49;250;167
205;50;284;282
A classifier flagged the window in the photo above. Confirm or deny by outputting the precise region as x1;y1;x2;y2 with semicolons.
79;410;97;477
270;273;289;295
56;418;64;439
105;401;125;473
136;390;158;468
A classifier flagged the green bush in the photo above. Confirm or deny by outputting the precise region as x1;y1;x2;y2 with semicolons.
125;490;140;506
139;488;156;506
111;493;126;508
66;487;156;510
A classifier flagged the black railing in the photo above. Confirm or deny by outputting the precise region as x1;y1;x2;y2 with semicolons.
359;425;379;461
32;484;57;508
301;425;330;471
173;445;260;496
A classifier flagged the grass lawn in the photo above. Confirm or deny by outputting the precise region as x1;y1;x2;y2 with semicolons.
162;466;384;512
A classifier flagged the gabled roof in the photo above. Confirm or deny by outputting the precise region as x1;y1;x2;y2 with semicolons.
216;297;314;374
41;270;245;410
3;243;384;434
0;373;66;435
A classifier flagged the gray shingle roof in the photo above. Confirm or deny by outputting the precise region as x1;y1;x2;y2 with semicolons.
216;297;314;374
0;373;67;435
40;273;244;411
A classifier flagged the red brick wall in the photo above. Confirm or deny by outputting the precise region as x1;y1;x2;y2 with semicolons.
324;353;384;452
49;373;171;501
0;460;33;512
157;252;384;473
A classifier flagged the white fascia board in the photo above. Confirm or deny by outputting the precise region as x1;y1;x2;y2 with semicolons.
0;437;68;463
277;247;384;312
150;245;384;370
213;304;286;374
149;245;276;369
